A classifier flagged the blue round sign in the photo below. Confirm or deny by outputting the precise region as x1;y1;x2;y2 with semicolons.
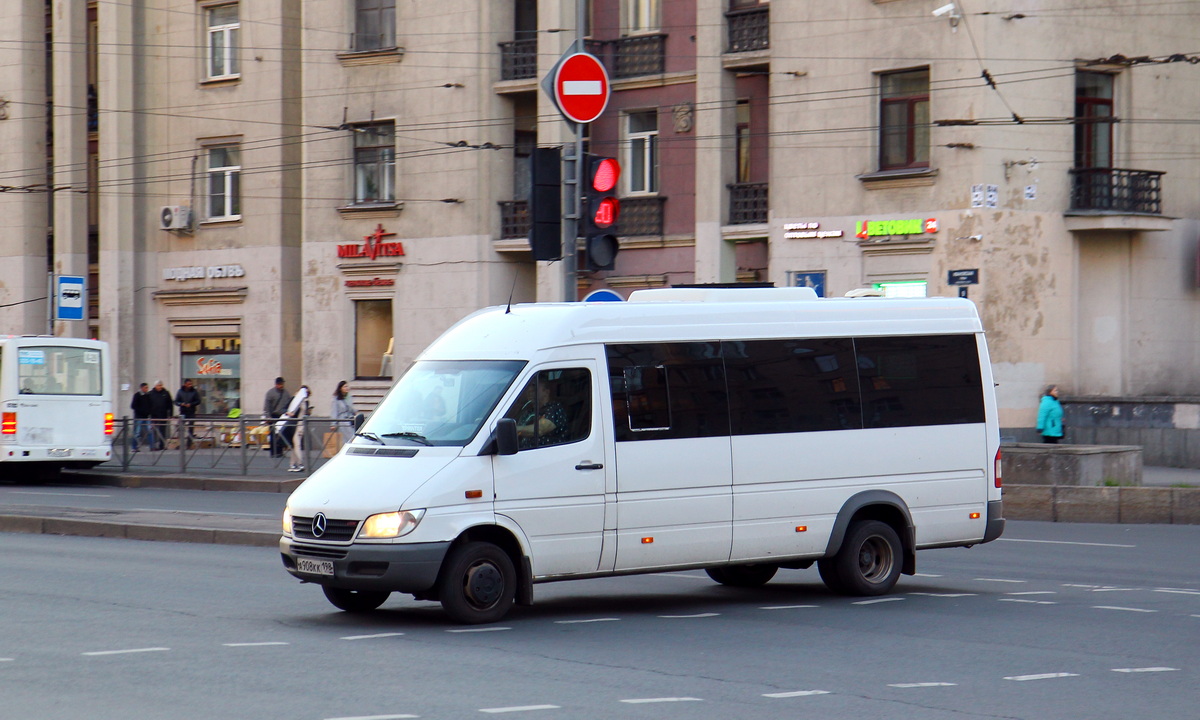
584;289;623;302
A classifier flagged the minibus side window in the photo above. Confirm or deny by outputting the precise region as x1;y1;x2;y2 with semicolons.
606;342;729;442
855;335;985;428
725;338;862;434
502;368;591;450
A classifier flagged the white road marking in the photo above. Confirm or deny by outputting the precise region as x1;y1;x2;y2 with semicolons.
912;573;942;578
554;618;619;624
1091;587;1136;593
447;627;511;633
998;598;1056;605
82;647;170;657
1093;606;1156;613
129;507;276;518
909;592;977;598
974;578;1025;583
479;705;560;714
0;658;13;662
651;573;711;581
888;682;957;688
657;612;719;618
341;633;406;640
326;715;420;720
1005;591;1057;596
853;597;905;605
760;605;819;610
1155;588;1200;596
222;642;289;647
10;490;112;498
763;690;831;698
1112;667;1178;673
620;697;702;704
1004;673;1079;682
1000;538;1135;548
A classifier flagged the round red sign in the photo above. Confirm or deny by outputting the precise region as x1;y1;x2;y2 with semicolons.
553;53;611;124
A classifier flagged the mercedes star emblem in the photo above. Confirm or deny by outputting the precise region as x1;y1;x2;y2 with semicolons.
312;512;328;538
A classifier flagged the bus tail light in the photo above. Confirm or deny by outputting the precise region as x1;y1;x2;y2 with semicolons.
2;412;15;435
994;448;1002;488
104;413;114;435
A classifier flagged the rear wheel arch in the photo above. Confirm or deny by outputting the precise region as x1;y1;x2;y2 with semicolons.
825;491;916;575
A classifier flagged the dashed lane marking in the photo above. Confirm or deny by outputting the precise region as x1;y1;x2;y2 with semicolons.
999;538;1135;548
447;627;512;633
341;633;406;640
909;592;977;598
82;647;170;657
760;605;819;610
1005;591;1057;596
912;573;942;578
1093;606;1156;613
222;642;289;647
1004;673;1080;682
620;697;703;704
478;705;560;713
887;682;957;688
1112;667;1179;673
657;612;719;618
763;690;831;698
554;618;619;624
853;597;905;605
326;715;420;720
974;578;1026;583
998;598;1056;605
1155;588;1200;596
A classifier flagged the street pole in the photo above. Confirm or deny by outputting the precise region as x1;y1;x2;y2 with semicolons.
561;0;588;302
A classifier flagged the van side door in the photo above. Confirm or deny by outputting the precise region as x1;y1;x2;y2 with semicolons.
492;363;607;578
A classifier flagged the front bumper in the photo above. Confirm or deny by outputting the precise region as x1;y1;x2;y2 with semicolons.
280;537;451;593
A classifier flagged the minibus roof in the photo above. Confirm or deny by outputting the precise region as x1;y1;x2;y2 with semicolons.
420;290;985;361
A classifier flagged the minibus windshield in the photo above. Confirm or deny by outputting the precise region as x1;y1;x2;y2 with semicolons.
359;359;525;446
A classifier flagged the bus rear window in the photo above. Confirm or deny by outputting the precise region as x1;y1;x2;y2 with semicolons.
17;346;103;396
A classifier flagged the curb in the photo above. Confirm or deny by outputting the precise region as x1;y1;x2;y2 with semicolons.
62;469;302;494
1003;484;1200;524
0;514;279;547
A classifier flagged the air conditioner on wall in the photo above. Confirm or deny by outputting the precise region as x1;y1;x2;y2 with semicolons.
159;205;191;231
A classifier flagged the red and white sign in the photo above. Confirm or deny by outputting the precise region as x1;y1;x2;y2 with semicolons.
553;53;610;124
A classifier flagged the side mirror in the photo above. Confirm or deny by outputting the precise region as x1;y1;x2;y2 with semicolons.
495;418;519;456
354;413;365;431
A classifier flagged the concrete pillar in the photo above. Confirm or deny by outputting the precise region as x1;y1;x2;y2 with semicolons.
52;0;90;338
0;0;51;333
692;0;737;283
97;0;138;395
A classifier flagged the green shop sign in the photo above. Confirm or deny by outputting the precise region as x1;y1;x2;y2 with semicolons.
855;217;938;239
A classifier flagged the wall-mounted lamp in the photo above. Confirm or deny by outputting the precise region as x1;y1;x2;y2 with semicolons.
932;2;961;30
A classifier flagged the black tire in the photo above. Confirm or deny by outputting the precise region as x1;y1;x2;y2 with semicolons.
816;558;846;594
826;520;903;596
705;564;778;587
438;541;516;624
322;586;390;613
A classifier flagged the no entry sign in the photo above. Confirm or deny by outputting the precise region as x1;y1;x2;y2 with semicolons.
552;52;610;124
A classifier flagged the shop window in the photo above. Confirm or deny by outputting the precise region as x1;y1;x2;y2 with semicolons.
355;299;394;379
353;122;396;205
206;3;240;80
206;144;241;221
180;337;242;415
355;0;396;51
879;68;929;171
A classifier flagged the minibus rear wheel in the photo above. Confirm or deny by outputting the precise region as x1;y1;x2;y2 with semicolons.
322;586;390;613
705;564;778;587
822;520;902;596
438;541;516;624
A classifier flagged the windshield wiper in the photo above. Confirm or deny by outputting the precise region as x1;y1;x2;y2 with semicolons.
380;431;432;446
354;431;384;444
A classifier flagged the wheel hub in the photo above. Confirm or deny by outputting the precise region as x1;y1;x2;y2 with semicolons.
464;561;503;608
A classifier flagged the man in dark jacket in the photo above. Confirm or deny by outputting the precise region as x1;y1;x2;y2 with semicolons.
130;383;152;452
175;379;202;447
263;377;292;458
147;380;174;450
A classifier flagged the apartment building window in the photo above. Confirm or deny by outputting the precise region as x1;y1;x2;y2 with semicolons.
879;68;929;170
626;110;659;194
353;122;396;204
355;0;396;51
625;0;660;33
355;299;394;379
735;100;751;183
206;4;240;80
1075;71;1114;169
206;144;241;221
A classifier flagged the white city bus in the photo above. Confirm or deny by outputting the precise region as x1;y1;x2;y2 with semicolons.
0;336;113;476
281;288;1004;623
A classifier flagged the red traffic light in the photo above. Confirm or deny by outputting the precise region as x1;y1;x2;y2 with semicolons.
592;197;619;228
591;157;620;193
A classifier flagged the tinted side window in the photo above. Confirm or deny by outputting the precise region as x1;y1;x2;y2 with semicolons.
725;339;861;434
855;335;985;428
502;368;591;449
607;342;729;442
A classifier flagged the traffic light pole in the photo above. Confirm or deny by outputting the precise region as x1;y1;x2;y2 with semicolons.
562;127;583;302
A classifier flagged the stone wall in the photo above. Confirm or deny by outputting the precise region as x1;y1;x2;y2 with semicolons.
1004;485;1200;524
1003;443;1142;486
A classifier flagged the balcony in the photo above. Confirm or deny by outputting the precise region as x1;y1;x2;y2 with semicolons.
728;182;768;225
590;35;667;80
499;200;530;240
617;197;666;237
1065;168;1173;233
727;6;769;53
499;38;537;81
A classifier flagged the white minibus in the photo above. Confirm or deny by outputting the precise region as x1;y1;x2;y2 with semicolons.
1;336;114;476
281;288;1004;623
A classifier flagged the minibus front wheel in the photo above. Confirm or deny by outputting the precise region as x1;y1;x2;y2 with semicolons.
438;541;517;624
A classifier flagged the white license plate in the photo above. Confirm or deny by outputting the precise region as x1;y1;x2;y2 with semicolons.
296;558;334;576
47;448;72;458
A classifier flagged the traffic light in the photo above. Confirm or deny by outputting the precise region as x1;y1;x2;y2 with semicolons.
582;154;620;271
528;147;562;261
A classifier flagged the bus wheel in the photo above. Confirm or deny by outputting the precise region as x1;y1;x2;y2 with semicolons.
706;564;778;587
828;520;902;596
438;541;516;624
322;586;390;613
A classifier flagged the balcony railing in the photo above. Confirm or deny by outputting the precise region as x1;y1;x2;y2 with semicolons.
726;6;769;53
499;38;538;81
589;35;666;79
728;182;768;224
499;200;530;239
1069;168;1164;215
617;196;666;237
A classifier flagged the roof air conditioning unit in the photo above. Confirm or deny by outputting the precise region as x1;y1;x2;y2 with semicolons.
160;205;191;231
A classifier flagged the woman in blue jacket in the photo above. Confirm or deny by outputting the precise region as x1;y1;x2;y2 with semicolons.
1036;384;1064;443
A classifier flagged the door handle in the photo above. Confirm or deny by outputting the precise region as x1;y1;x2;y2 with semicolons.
574;462;604;471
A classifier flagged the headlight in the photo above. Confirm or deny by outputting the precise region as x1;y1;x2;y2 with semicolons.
359;509;426;539
282;506;293;535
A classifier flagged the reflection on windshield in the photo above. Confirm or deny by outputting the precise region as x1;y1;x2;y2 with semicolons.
359;360;525;447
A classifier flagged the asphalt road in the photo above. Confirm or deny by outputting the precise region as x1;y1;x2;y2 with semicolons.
1;522;1196;720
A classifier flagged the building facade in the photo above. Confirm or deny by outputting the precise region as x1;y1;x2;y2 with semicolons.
1;0;1198;430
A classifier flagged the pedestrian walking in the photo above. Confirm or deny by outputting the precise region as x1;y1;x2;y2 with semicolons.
331;380;356;445
175;378;201;448
277;385;310;472
129;382;152;452
263;377;292;458
147;380;174;450
1037;384;1064;444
